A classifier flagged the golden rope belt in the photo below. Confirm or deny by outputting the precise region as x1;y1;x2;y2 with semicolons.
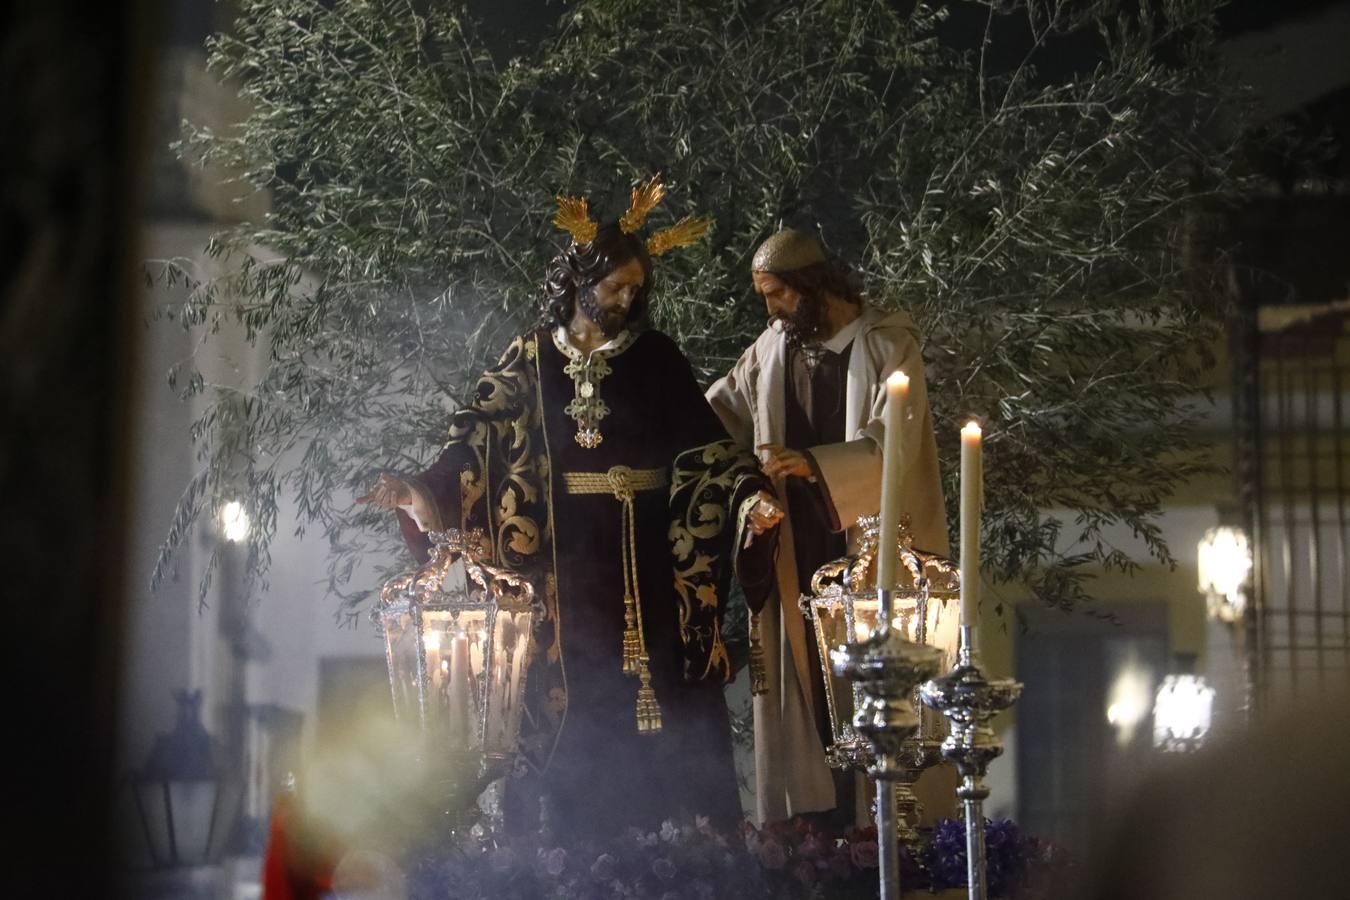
562;465;668;734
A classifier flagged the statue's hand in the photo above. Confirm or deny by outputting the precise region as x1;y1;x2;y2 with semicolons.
757;443;813;480
357;472;413;510
746;490;785;538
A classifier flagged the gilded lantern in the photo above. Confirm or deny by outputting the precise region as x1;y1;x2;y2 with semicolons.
374;530;538;768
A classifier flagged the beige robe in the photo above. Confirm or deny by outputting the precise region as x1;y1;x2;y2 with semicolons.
706;306;951;823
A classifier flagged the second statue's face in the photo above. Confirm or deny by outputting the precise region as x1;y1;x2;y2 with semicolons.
753;271;801;320
755;270;826;345
579;256;646;338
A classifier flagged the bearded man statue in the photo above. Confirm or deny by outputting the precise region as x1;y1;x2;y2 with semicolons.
361;180;783;838
706;227;951;824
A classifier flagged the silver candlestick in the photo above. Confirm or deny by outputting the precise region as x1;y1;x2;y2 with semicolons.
920;627;1022;900
832;588;945;900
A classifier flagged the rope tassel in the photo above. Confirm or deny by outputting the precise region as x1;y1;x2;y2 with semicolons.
561;466;669;735
635;662;663;734
622;597;641;674
749;611;768;697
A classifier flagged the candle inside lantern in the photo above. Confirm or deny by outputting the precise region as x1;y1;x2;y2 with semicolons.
448;634;472;747
875;371;910;622
423;630;443;698
960;421;983;637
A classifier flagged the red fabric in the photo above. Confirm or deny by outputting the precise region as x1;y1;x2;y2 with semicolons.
261;794;336;900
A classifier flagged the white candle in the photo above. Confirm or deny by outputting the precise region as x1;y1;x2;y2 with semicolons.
448;634;472;747
960;421;983;635
876;371;910;620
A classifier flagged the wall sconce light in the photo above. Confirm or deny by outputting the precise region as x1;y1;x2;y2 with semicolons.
219;501;250;543
1152;673;1215;752
1197;526;1251;623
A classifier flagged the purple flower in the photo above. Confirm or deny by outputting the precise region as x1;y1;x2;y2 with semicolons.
757;838;787;870
543;847;568;878
924;817;969;889
850;840;879;869
987;818;1017;851
652;857;677;881
590;853;616;880
489;846;516;873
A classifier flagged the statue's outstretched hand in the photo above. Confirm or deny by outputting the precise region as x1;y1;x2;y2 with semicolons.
357;472;413;510
746;490;785;538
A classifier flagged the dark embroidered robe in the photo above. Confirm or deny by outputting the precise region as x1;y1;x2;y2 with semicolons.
397;327;773;837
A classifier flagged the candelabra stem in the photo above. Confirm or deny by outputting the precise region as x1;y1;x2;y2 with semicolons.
961;781;988;900
876;587;900;900
878;586;895;625
831;587;944;900
878;780;900;900
920;625;1022;900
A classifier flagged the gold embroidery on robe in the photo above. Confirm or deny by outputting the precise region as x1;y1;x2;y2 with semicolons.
443;333;563;769
669;439;763;683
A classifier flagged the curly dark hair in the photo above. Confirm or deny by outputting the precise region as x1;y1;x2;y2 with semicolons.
543;222;654;328
773;259;863;307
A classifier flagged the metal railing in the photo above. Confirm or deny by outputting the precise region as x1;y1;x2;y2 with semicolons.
1235;301;1350;710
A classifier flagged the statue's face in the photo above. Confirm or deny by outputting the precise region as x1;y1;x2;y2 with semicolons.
578;256;645;338
754;270;824;344
753;271;801;319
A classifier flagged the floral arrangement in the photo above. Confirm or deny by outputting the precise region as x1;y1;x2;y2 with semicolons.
404;816;1068;900
922;819;1070;899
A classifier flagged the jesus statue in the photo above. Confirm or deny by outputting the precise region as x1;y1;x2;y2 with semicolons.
361;178;783;838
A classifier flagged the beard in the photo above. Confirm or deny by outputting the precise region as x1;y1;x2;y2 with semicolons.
771;290;828;347
578;288;629;339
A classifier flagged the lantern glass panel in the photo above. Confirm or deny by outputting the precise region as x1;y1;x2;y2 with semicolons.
483;608;534;760
809;602;856;748
809;593;924;747
381;602;421;722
